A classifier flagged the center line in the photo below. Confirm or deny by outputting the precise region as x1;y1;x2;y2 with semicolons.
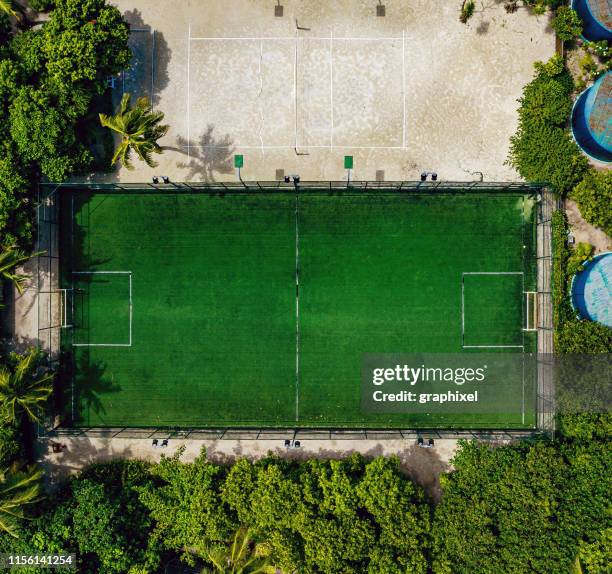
295;187;300;422
330;30;334;150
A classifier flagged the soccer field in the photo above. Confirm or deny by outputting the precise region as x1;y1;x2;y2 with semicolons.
59;189;537;429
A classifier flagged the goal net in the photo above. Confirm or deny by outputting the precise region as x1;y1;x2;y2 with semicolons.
524;291;537;331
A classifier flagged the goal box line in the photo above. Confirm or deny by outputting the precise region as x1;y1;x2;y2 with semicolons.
461;271;526;350
70;271;133;348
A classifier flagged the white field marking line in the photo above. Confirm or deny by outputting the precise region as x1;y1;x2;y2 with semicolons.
257;40;265;154
187;23;191;161
402;30;406;149
71;272;132;348
295;190;300;423
523;292;537;331
70;195;75;421
330;30;334;150
294;28;298;151
462;344;525;351
521;196;525;343
521;198;525;424
522;351;525;425
461;275;465;347
461;271;525;350
151;30;156;107
190;36;403;41
179;144;409;150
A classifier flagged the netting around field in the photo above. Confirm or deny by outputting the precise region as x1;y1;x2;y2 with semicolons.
58;189;538;429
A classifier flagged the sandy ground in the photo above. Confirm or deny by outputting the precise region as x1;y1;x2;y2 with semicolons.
565;199;612;254
38;435;463;500
81;0;556;184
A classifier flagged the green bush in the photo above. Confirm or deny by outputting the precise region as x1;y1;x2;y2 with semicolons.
552;7;583;41
567;242;594;277
432;440;610;574
0;0;131;246
557;319;612;353
42;0;130;91
508;56;590;194
558;413;612;441
459;0;475;23
523;0;563;15
571;170;612;237
0;421;21;467
552;210;573;324
28;0;56;12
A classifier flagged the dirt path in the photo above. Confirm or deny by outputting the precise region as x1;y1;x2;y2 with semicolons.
565;200;611;254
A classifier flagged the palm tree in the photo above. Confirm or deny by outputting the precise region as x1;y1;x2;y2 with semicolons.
0;245;43;298
0;462;43;538
0;0;19;20
0;350;53;425
99;93;169;170
194;527;275;574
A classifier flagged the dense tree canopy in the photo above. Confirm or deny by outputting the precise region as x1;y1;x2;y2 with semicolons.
0;441;607;573
0;0;130;249
432;440;611;574
508;55;590;195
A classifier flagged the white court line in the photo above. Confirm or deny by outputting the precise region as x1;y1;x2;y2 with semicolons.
188;32;406;152
72;272;132;348
461;271;525;350
462;344;524;352
257;40;265;154
187;23;191;161
402;30;406;148
190;36;403;41
180;144;408;150
295;191;300;422
330;30;334;150
294;29;298;151
151;30;155;107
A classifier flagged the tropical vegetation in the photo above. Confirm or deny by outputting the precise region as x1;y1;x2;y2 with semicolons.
508;55;590;195
0;462;42;538
552;6;583;41
99;94;169;170
0;245;41;300
0;349;53;424
0;437;607;573
571;170;612;236
0;0;130;250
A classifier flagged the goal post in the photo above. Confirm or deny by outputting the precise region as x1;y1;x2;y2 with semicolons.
524;291;537;331
57;288;74;329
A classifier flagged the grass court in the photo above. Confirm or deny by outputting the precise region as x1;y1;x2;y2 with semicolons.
60;189;537;429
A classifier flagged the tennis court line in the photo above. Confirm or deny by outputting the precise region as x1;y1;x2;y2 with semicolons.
294;29;298;151
71;271;132;348
187;32;406;151
330;30;334;150
187;22;191;161
461;271;525;350
402;30;406;148
295;190;300;422
190;36;404;41
178;144;408;150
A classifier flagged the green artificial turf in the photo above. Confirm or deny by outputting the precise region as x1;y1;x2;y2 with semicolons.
60;190;537;429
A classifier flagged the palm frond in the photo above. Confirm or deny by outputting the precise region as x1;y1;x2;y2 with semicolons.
100;93;169;170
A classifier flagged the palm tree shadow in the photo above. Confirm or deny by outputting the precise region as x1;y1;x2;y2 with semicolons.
61;351;121;425
176;125;235;182
118;9;171;107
